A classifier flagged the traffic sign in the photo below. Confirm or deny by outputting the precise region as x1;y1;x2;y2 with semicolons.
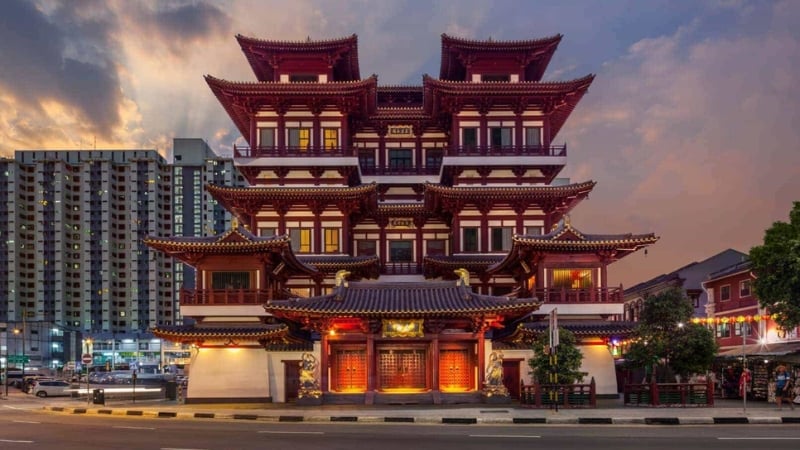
7;355;29;364
81;353;93;364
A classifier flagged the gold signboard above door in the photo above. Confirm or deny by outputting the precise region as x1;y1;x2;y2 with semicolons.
382;319;424;338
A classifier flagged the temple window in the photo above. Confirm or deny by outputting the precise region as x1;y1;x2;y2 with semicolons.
739;279;751;297
356;239;377;256
323;128;339;150
481;74;510;82
289;228;312;253
426;239;446;256
525;226;542;235
388;149;412;169
461;128;478;148
551;269;593;289
287;127;311;150
490;227;513;251
258;128;275;148
358;150;376;170
462;228;479;252
425;149;442;168
525;127;542;148
289;74;318;82
493;285;513;296
389;240;413;262
323;228;340;253
211;271;251;289
720;285;731;301
490;127;512;148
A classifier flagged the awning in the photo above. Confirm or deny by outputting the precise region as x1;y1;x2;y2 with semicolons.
717;342;800;357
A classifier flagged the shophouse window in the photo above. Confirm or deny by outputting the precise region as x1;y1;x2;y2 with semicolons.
490;227;513;251
323;228;340;253
356;240;377;256
490;127;512;148
389;240;413;262
462;228;479;252
720;285;731;301
259;128;275;148
288;128;311;150
462;128;477;148
388;149;412;169
525;127;542;148
426;239;446;256
740;279;751;297
289;228;312;253
716;322;731;338
323;128;339;150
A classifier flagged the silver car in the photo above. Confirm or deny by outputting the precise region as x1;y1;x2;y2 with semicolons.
31;380;73;397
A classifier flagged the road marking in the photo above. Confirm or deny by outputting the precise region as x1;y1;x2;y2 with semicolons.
257;431;325;435
0;439;34;443
114;426;156;430
718;437;800;440
12;420;41;424
469;434;541;438
161;448;209;450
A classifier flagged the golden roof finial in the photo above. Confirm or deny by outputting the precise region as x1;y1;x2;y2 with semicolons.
231;217;239;229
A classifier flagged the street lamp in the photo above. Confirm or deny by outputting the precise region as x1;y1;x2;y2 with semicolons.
13;327;24;390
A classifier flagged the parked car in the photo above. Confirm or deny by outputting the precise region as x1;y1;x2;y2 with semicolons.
31;379;73;397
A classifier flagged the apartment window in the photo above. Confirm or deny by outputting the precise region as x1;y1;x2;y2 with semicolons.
323;228;340;253
490;227;513;251
388;149;412;169
356;240;377;256
462;128;477;148
289;228;312;253
288;128;311;150
720;285;731;301
525;127;542;147
490;127;512;148
259;128;275;148
426;239;446;256
462;228;479;252
389;240;413;262
323;129;339;150
740;279;751;297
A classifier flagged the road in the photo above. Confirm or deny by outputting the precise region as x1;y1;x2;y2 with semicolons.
3;404;800;450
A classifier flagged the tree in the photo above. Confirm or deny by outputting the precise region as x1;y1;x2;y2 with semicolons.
623;288;717;381
528;327;587;384
750;201;800;330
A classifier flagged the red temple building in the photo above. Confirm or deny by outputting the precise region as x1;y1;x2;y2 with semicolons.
145;33;658;404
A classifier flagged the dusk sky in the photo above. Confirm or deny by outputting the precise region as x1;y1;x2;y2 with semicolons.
1;0;798;288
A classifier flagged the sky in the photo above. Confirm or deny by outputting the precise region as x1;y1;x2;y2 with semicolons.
0;0;798;288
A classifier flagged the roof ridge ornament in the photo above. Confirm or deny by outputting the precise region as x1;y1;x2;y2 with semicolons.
454;268;470;287
335;269;351;288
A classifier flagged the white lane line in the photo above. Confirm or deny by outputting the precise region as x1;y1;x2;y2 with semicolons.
469;434;541;438
0;439;34;443
161;448;210;450
718;437;800;440
257;431;325;435
12;420;41;424
114;426;156;430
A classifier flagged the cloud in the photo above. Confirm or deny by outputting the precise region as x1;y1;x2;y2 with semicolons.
563;1;800;286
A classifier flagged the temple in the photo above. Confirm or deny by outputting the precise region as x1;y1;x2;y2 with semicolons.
145;33;658;404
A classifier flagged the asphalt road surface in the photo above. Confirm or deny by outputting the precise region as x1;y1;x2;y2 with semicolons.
3;405;800;450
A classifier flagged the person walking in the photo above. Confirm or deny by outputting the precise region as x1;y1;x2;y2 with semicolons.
774;365;795;410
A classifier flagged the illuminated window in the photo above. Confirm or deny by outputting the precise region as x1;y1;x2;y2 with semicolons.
323;228;340;253
288;128;311;150
289;228;312;253
551;269;593;289
323;129;339;150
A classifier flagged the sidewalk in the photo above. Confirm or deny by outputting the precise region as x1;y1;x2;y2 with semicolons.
28;393;800;425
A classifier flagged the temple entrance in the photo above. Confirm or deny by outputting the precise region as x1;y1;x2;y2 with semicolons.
331;346;367;392
283;359;300;402
439;348;472;392
378;346;427;391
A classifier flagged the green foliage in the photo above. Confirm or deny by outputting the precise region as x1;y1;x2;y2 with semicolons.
750;201;800;329
623;288;718;380
528;327;587;384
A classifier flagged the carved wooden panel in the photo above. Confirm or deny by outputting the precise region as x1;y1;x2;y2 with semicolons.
378;349;427;390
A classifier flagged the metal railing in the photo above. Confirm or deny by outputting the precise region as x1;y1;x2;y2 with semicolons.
520;379;597;408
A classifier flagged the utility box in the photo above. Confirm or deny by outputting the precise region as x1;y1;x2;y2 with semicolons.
165;381;177;400
92;388;105;405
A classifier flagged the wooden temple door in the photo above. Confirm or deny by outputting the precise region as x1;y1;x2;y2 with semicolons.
502;359;522;399
331;347;367;392
378;346;428;391
438;347;472;392
283;359;300;402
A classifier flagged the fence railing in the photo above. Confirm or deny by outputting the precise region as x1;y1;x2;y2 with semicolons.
624;381;715;407
519;379;596;408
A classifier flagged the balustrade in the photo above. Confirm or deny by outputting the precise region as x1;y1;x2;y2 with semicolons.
179;288;272;306
533;287;623;303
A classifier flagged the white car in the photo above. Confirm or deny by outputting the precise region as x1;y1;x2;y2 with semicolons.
31;380;73;397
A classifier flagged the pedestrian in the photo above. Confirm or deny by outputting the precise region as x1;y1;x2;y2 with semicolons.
774;365;795;410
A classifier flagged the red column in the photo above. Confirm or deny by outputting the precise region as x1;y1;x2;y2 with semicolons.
477;331;486;389
320;334;329;393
